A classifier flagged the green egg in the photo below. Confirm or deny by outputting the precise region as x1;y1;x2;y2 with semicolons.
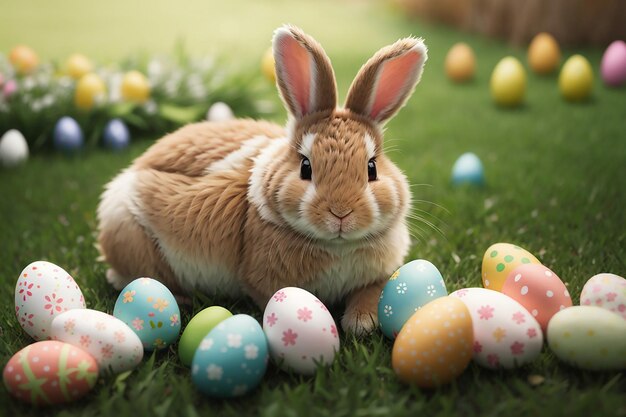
178;306;232;366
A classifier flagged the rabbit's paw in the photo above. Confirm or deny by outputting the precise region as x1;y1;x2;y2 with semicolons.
341;305;378;336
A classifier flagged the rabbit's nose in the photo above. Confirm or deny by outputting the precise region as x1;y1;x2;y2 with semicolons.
330;207;353;220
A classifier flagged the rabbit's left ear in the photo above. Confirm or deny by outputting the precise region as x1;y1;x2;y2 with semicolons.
345;37;427;125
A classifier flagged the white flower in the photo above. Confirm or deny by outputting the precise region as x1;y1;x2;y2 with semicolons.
426;285;437;297
384;305;393;317
396;282;407;294
199;338;214;351
206;364;223;380
227;333;242;348
415;262;427;272
244;344;259;360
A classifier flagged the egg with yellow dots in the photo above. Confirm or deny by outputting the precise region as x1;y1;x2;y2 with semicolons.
74;73;106;110
261;47;276;83
559;55;594;102
482;243;541;292
445;42;476;83
65;54;93;80
9;45;39;75
490;57;526;107
121;70;150;103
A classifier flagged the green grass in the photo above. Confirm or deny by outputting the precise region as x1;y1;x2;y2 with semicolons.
1;1;626;416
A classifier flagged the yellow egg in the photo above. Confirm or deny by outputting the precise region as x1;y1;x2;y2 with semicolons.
392;297;473;388
528;33;561;75
482;243;541;292
74;73;106;110
261;47;276;83
559;55;594;102
445;42;476;83
121;70;150;103
65;53;93;80
9;45;39;75
490;56;526;107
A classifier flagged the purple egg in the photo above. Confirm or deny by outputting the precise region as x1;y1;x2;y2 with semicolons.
53;117;84;152
103;118;130;150
601;40;626;87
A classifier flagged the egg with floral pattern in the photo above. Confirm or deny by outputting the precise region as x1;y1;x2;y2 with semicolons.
14;261;86;341
378;260;448;339
192;314;269;398
113;277;181;351
482;243;541;292
580;273;626;319
450;288;543;369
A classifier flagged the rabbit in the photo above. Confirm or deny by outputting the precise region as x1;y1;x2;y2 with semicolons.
97;25;428;335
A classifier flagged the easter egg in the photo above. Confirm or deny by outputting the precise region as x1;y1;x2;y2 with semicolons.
580;273;626;319
179;306;233;366
547;306;626;371
490;56;526;107
65;53;93;80
3;341;98;405
450;288;543;369
3;79;17;99
263;287;339;375
14;261;86;341
120;70;150;103
445;42;476;83
527;33;561;75
74;73;106;110
0;129;29;167
207;102;234;122
9;45;39;75
559;55;593;102
601;40;626;87
53;117;84;152
262;47;276;83
378;260;447;339
392;297;473;388
103;118;130;150
451;152;484;185
50;309;143;374
482;243;541;292
113;277;181;351
192;314;269;398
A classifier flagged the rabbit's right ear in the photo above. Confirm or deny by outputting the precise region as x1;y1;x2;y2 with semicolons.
273;25;337;120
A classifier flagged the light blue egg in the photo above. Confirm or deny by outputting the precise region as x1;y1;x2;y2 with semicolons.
378;259;448;339
103;118;130;150
53;117;83;152
451;152;484;185
113;277;181;351
192;314;268;398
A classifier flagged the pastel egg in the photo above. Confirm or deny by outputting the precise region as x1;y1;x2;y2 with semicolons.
261;47;276;83
53;117;84;153
263;287;339;375
113;277;181;351
601;40;626;87
559;55;594;102
9;45;39;75
74;73;106;110
502;264;572;332
527;33;561;75
3;341;98;405
102;118;130;151
192;314;268;398
0;129;29;167
445;42;476;83
580;273;626;319
51;309;143;374
547;306;626;371
121;70;150;103
207;102;234;122
450;288;543;369
451;152;484;186
65;53;93;80
179;306;233;366
490;56;526;107
392;297;473;388
482;243;541;292
14;260;86;341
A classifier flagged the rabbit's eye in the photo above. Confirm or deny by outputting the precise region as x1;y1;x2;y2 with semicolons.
368;158;377;181
300;156;312;180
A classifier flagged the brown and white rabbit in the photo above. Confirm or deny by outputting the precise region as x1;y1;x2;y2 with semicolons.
97;25;428;335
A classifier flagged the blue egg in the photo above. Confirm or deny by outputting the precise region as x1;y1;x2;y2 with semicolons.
53;117;83;152
113;277;181;351
451;152;484;185
192;314;269;398
103;118;130;150
378;260;448;339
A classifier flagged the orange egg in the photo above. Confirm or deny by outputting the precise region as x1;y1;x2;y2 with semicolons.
9;45;39;75
528;33;561;75
445;42;476;83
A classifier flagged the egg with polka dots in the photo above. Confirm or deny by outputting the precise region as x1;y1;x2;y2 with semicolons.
378;259;448;339
482;243;541;292
502;264;572;332
392;296;473;388
580;273;626;319
3;341;98;405
192;314;269;398
14;261;86;341
450;287;543;369
547;306;626;371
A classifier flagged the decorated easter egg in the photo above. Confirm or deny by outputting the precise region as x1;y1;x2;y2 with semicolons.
547;306;626;371
179;306;233;366
559;55;593;102
51;309;143;374
14;261;86;341
113;277;181;351
527;33;561;75
580;273;626;319
192;314;268;398
451;152;484;185
121;70;150;103
450;288;543;369
502;264;572;332
378;260;447;339
392;297;473;388
53;117;84;152
490;56;526;107
9;45;39;75
482;243;541;292
65;53;93;80
103;118;130;150
75;73;106;110
445;42;476;83
0;129;29;167
263;287;339;375
601;41;626;87
207;102;234;122
3;341;98;405
262;47;276;83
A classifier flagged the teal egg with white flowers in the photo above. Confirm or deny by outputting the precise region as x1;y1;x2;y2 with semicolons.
378;259;448;339
113;277;181;351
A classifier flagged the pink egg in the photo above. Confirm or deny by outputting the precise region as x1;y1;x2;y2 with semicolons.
601;40;626;87
502;264;572;332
